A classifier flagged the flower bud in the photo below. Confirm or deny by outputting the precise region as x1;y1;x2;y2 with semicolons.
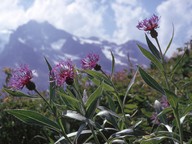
150;29;158;38
26;81;36;91
94;64;101;71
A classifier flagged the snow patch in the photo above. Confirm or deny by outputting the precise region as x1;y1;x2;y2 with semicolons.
72;36;78;41
79;37;101;45
102;46;127;66
58;54;80;61
51;39;66;50
129;57;138;62
18;37;26;44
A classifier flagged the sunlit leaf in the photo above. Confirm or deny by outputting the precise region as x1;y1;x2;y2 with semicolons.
63;110;87;121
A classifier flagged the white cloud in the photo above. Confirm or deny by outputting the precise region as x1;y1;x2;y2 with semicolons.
111;0;149;44
157;0;192;57
0;0;192;58
0;0;26;30
26;0;107;38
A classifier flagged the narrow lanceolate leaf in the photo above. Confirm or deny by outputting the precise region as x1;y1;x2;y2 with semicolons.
74;123;87;143
57;91;80;111
145;34;161;60
63;110;87;121
138;45;163;72
138;67;165;95
164;89;178;108
4;88;36;98
170;51;185;78
6;109;60;131
123;68;138;106
44;57;55;103
110;50;115;80
85;83;103;109
164;24;174;56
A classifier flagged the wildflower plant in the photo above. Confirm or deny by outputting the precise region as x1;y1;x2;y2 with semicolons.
3;14;192;143
136;14;192;144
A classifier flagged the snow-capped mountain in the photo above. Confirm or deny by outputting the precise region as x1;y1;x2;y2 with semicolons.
0;20;149;90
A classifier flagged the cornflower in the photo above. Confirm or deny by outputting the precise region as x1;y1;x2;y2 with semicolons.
81;53;100;70
8;64;35;90
51;60;75;86
137;14;160;38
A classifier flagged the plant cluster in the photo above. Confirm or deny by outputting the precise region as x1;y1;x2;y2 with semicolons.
2;14;192;144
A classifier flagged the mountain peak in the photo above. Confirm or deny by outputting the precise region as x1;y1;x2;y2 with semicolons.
0;20;149;90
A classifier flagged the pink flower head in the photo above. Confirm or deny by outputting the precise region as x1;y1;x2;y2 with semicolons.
51;60;75;86
81;53;99;70
8;64;33;90
137;14;160;31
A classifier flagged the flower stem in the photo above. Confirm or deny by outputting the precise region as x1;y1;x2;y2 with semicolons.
173;108;183;144
88;121;100;144
155;38;170;90
57;118;73;144
34;89;53;112
100;68;129;128
34;89;72;143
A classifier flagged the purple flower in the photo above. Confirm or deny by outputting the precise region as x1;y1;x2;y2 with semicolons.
151;112;160;125
81;53;99;70
8;64;33;90
160;96;169;108
136;14;160;31
51;60;75;86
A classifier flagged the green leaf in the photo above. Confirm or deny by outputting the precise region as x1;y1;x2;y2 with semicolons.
96;110;118;129
108;128;145;141
138;45;163;72
138;66;165;95
63;110;87;122
4;88;36;98
164;24;174;56
164;89;178;108
44;57;55;103
57;91;80;111
86;98;99;118
170;51;186;78
123;68;138;106
6;109;60;131
110;50;115;80
182;104;192;116
85;83;103;109
74;123;87;143
145;34;161;60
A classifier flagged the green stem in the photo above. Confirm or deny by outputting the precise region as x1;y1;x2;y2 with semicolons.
100;69;110;79
35;89;72;143
34;89;53;112
88;121;100;144
173;108;183;144
57;118;73;144
100;68;129;128
155;38;170;90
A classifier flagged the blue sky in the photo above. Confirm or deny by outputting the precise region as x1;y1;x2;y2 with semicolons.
0;0;192;57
